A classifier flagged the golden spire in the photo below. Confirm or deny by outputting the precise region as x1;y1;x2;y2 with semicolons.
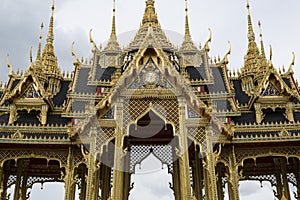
142;0;158;27
246;0;255;41
41;0;60;77
47;0;55;44
258;21;266;59
180;0;197;52
111;0;116;36
104;0;121;52
185;0;190;37
36;23;44;61
243;0;261;75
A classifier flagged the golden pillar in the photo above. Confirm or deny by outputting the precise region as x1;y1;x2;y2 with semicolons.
227;146;240;200
216;164;224;200
280;158;291;199
101;162;111;200
112;128;125;200
79;165;87;200
13;159;23;200
294;158;300;200
123;140;131;199
0;165;8;200
21;160;30;200
85;129;99;200
191;147;203;199
172;157;181;200
64;146;76;200
112;99;126;200
274;165;283;199
177;98;192;200
203;136;218;200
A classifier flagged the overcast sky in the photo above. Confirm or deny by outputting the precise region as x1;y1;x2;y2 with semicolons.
1;0;299;199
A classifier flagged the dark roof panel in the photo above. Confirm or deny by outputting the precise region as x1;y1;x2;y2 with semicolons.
234;131;279;138
0;114;9;124
232;112;256;124
95;67;116;81
47;114;71;125
293;112;300;122
15;111;40;125
53;81;71;106
232;80;251;105
262;109;288;123
207;67;227;93
74;68;97;93
283;78;292;88
186;66;206;80
71;101;89;112
11;80;20;91
212;99;232;111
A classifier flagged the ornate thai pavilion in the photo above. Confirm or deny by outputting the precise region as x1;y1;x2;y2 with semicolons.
0;0;299;199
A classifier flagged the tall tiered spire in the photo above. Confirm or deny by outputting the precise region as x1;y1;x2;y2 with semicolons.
180;0;197;51
104;0;121;52
125;0;173;51
242;0;261;75
41;0;61;78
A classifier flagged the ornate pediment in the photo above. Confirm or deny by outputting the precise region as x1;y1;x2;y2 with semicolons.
128;58;172;89
261;82;280;96
21;83;42;99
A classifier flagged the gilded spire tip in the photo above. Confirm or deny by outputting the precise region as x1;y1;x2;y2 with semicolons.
47;0;55;44
246;0;255;40
111;0;116;36
184;0;190;37
36;23;44;61
258;20;266;58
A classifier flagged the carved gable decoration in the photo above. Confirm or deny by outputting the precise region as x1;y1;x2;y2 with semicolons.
262;82;280;96
22;83;42;98
128;58;172;89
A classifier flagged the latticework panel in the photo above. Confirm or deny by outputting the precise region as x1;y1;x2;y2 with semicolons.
234;147;300;166
188;127;206;145
129;144;173;173
73;152;85;167
287;173;297;186
123;99;179;132
95;128;116;152
240;174;277;187
27;176;63;189
7;175;16;188
0;150;69;166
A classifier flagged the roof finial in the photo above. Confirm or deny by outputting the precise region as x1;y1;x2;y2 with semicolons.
41;0;60;77
185;0;191;37
30;47;33;63
246;0;255;41
111;0;116;36
258;20;266;59
36;23;44;61
47;0;55;44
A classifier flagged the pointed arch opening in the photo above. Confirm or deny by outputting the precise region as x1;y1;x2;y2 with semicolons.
129;153;174;200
